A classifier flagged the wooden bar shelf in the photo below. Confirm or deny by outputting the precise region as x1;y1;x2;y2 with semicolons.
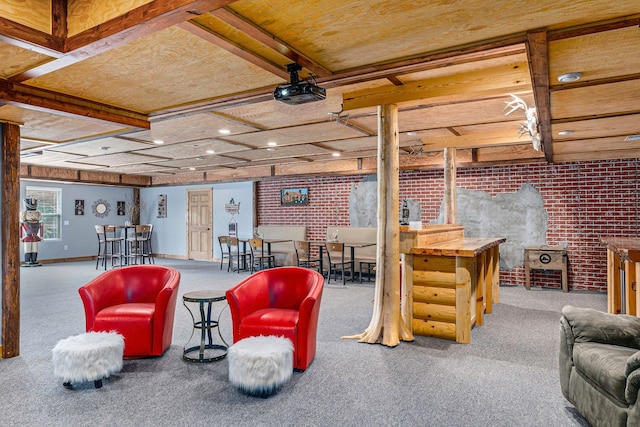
600;236;640;316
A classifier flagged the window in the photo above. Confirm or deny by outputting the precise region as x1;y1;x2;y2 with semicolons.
25;186;62;240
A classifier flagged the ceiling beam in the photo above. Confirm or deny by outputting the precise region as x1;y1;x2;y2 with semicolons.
177;21;290;80
548;14;640;41
526;30;552;162
51;0;67;39
0;17;63;54
210;7;332;78
421;129;531;150
0;80;150;129
341;62;532;110
8;0;238;82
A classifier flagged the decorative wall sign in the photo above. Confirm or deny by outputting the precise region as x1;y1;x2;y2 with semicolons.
117;201;125;216
157;194;167;218
92;199;110;218
75;200;85;215
281;188;308;206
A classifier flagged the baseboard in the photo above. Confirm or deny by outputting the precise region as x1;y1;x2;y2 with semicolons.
26;254;209;265
21;256;94;266
153;253;187;260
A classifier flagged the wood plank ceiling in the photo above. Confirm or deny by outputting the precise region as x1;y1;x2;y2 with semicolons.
0;0;639;186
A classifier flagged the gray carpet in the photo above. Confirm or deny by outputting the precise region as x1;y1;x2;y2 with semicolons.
1;259;604;426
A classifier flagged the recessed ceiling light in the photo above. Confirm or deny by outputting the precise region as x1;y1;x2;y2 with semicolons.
332;152;341;157
206;149;215;154
406;131;417;137
625;135;640;141
195;157;204;161
266;147;275;152
153;139;164;145
557;72;582;83
218;129;231;134
558;130;574;136
267;141;278;147
188;167;196;171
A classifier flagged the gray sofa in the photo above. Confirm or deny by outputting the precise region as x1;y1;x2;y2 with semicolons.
560;305;640;427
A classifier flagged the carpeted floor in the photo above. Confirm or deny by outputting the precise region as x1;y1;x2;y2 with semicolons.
1;259;603;426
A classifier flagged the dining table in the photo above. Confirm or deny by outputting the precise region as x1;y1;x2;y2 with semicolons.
238;238;291;270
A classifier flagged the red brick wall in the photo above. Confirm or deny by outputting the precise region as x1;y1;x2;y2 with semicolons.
257;159;640;292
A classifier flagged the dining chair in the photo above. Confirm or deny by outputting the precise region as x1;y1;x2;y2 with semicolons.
248;238;276;272
227;237;251;273
325;242;353;285
293;240;322;272
126;224;153;265
218;235;230;270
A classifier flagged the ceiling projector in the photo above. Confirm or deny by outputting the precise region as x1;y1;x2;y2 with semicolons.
274;63;326;105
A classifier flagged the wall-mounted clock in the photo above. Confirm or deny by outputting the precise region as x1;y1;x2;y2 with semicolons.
92;199;111;218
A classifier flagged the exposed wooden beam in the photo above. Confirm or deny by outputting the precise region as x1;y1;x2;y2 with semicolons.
211;7;332;78
319;38;527;87
0;17;63;54
526;30;552;162
548;14;640;41
177;21;290;80
342;62;531;110
422;129;529;150
9;0;237;82
51;0;68;39
0;80;150;129
148;44;527;121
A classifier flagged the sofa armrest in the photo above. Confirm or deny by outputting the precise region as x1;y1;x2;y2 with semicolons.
559;315;574;400
627;361;640;405
561;305;640;349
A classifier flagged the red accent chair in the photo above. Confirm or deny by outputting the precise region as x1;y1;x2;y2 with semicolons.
225;266;324;371
79;265;180;358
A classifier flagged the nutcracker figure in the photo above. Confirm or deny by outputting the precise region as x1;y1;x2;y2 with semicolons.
20;198;43;267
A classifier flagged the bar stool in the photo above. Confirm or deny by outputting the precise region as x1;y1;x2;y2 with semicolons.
95;225;123;269
126;224;153;265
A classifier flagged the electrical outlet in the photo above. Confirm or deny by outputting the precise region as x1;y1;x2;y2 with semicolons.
64;245;68;250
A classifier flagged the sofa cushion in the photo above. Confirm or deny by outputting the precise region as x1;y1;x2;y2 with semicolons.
573;341;637;405
95;303;155;356
239;308;299;341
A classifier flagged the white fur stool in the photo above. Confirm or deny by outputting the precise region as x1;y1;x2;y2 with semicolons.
52;331;124;389
228;336;293;397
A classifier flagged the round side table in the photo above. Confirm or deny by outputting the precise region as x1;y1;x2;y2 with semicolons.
182;290;228;363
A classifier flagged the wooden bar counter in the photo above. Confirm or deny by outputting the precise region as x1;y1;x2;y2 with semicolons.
400;225;505;343
600;236;640;316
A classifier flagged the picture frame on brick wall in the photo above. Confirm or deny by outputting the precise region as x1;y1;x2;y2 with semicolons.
281;188;308;206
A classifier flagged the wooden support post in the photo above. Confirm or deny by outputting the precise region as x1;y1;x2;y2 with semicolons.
343;103;413;346
1;122;21;358
444;147;456;224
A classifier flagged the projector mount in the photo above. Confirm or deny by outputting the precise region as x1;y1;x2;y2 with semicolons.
273;63;326;105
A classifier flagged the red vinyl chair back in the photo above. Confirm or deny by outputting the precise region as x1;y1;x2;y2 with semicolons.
79;265;180;358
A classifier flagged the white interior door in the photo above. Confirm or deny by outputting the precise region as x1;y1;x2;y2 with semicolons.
187;189;212;261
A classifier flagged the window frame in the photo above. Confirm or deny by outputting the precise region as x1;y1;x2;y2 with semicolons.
24;186;62;241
